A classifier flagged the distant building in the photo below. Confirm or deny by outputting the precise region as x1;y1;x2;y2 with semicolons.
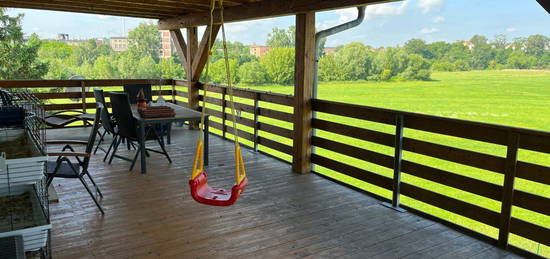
323;48;337;55
463;41;475;50
160;30;173;59
110;36;129;52
250;44;271;58
110;31;173;58
55;33;90;46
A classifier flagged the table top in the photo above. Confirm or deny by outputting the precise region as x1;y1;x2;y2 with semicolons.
131;102;206;122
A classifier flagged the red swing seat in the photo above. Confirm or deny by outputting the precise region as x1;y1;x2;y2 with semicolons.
189;172;248;206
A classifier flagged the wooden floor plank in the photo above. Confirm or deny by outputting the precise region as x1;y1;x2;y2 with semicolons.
44;127;519;258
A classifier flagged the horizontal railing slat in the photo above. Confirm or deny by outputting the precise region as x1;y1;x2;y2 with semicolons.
312;118;394;147
258;123;293;139
0;79;173;88
513;190;550;216
510;218;550;246
257;137;292;155
311;154;393;190
401;160;502;200
403;137;505;174
516;161;550;185
312;136;394;169
312;99;395;125
401;183;500;227
209;121;254;142
259;108;293;122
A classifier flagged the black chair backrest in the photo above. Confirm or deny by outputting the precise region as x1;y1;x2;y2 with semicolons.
93;89;116;134
109;92;137;139
83;107;102;168
93;88;107;108
123;84;152;104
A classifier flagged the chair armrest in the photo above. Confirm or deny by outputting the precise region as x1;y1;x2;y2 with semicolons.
48;152;90;157
46;110;86;116
46;140;88;145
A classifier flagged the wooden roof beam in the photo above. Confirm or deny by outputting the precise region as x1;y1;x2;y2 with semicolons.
536;0;550;14
158;0;397;29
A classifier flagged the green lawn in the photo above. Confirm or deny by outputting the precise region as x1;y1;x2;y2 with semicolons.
46;70;550;256
236;70;550;256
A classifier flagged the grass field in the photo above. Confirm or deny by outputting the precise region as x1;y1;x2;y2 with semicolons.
235;70;550;256
48;70;550;255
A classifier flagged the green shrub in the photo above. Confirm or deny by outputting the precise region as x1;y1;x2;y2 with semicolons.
238;61;268;84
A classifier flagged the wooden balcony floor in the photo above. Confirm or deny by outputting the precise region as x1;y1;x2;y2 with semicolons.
46;127;519;259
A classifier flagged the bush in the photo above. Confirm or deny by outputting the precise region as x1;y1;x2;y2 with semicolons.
379;69;393;81
432;61;457;72
454;60;471;71
238;61;268;84
261;47;294;85
507;51;537;69
208;59;239;84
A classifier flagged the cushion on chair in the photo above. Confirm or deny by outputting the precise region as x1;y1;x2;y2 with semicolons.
46;161;82;178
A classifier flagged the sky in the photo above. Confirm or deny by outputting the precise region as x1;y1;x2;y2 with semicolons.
6;0;550;47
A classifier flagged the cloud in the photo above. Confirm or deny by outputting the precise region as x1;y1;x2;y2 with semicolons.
420;27;440;34
97;15;108;20
432;16;445;23
418;0;444;13
506;27;517;32
335;0;409;23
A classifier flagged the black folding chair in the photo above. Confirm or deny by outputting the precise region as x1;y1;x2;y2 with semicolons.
123;84;152;104
108;92;171;171
93;89;118;159
45;105;104;214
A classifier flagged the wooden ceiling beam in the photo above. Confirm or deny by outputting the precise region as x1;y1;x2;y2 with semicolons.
159;0;396;29
0;2;166;19
10;0;191;15
170;29;188;66
192;24;221;82
536;0;550;14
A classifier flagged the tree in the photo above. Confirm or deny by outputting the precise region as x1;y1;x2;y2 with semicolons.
117;51;140;79
159;57;185;79
209;59;239;84
261;47;294;85
0;9;48;80
469;35;494;70
238;61;268;84
319;54;345;81
337;42;373;80
493;34;508;49
136;56;161;78
507;51;537;69
404;38;432;59
266;26;295;48
93;55;119;79
524;34;550;57
128;23;161;61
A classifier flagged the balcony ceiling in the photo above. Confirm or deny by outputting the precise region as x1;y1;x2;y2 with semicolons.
0;0;393;27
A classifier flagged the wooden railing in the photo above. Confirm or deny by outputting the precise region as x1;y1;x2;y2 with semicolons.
173;80;295;159
0;79;175;123
2;79;548;256
310;99;549;253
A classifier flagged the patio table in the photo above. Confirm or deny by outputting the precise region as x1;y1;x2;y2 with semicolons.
131;102;209;174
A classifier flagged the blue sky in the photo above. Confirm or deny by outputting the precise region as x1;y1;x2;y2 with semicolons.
6;0;550;47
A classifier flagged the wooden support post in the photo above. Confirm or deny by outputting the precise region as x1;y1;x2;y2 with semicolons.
169;29;187;66
292;12;315;174
186;27;199;112
171;80;176;104
498;132;520;248
383;114;406;212
81;81;87;126
253;93;260;152
222;88;227;139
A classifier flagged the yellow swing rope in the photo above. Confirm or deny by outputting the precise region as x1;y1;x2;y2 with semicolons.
192;0;246;185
